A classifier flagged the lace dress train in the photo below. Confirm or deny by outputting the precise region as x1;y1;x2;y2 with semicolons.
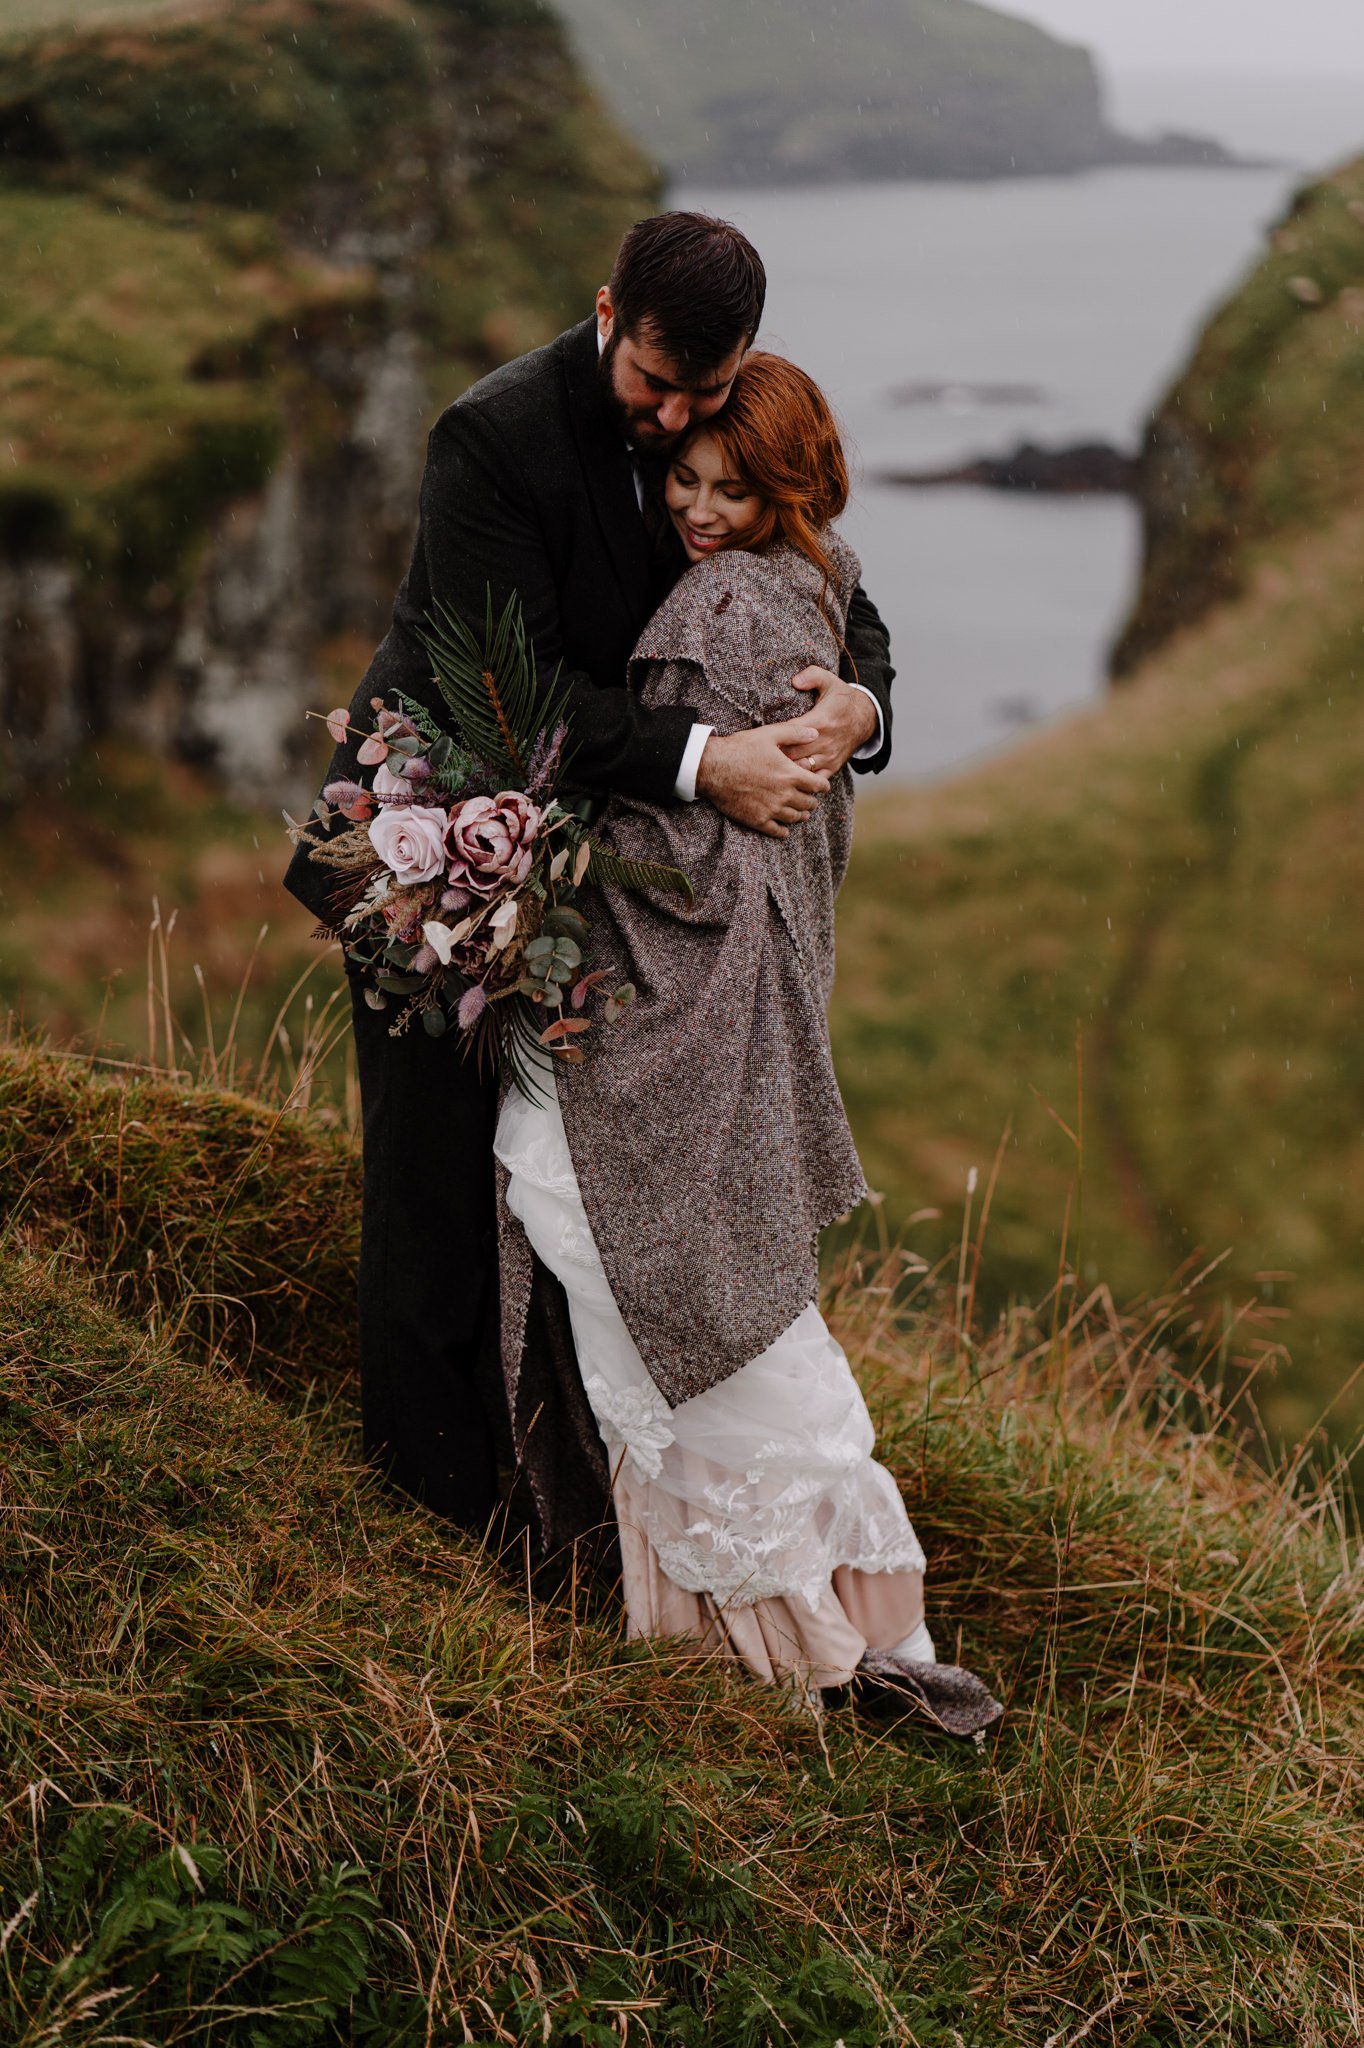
495;1077;935;1692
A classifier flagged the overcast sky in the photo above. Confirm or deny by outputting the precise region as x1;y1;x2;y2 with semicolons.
1008;0;1364;75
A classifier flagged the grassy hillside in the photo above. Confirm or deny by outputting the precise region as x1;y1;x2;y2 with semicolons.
0;0;653;591
552;0;1227;184
5;159;1364;1450
2;1041;1362;2043
0;721;355;1068
834;158;1364;1448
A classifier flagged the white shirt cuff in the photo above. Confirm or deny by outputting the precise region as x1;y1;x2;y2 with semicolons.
849;683;884;761
675;722;713;802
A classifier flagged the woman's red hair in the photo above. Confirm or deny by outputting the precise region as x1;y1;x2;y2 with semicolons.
681;351;849;583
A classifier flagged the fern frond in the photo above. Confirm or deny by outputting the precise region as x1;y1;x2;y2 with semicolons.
389;692;444;746
584;836;694;904
391;690;480;789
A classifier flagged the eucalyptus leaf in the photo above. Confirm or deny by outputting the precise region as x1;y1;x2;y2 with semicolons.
422;1007;448;1038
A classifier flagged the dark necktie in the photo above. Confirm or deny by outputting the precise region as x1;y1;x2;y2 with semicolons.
635;455;683;592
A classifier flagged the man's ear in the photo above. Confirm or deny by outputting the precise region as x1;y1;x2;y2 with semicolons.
595;285;615;343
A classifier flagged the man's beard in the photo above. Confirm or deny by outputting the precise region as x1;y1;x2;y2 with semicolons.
597;330;679;453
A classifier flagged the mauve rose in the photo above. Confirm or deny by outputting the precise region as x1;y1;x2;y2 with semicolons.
369;804;449;885
446;791;541;895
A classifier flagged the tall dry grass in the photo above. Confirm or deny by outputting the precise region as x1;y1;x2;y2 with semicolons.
2;1016;1362;2042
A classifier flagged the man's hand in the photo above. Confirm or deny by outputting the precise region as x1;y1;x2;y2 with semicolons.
786;667;878;773
695;719;831;839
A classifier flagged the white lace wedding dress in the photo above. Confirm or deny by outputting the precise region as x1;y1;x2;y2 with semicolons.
495;1072;935;1693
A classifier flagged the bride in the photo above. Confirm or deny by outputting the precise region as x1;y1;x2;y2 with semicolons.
495;353;1000;1733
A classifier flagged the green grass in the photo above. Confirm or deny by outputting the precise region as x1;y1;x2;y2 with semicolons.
2;1039;1362;2042
0;0;428;208
0;184;364;575
0;734;355;1081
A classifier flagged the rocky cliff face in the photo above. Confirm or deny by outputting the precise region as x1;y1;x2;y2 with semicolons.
0;0;655;805
1112;156;1364;676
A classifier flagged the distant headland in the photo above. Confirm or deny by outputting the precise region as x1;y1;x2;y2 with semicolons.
554;0;1261;185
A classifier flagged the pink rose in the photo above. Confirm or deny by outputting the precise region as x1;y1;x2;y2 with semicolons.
446;791;541;895
369;804;449;885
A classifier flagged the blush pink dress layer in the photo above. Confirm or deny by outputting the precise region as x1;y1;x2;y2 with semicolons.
495;1073;935;1695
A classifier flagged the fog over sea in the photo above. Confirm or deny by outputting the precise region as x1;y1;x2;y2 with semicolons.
678;78;1361;783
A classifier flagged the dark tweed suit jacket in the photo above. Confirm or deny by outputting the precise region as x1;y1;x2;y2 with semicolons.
284;316;894;919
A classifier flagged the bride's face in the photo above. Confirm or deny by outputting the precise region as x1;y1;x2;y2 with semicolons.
665;433;763;563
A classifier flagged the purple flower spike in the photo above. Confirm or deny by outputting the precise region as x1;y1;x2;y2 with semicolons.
412;942;439;975
527;721;568;794
440;884;474;912
457;984;488;1031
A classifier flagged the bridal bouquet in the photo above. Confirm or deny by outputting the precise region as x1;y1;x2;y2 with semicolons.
289;596;689;1090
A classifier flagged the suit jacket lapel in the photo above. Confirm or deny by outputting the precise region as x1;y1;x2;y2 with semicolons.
560;318;652;612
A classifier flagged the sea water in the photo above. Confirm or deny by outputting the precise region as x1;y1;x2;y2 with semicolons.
677;163;1303;779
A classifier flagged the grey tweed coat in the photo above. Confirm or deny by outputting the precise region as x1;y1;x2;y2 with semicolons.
500;533;869;1436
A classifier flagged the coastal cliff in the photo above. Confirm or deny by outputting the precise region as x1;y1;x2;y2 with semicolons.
0;0;655;805
1113;156;1364;674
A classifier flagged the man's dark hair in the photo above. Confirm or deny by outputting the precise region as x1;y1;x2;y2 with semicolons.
608;211;766;373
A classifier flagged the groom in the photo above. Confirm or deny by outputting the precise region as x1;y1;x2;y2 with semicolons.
284;212;896;1533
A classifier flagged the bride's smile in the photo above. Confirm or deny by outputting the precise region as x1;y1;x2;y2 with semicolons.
666;433;763;560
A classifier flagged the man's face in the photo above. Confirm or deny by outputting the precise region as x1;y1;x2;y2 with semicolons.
597;285;746;450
